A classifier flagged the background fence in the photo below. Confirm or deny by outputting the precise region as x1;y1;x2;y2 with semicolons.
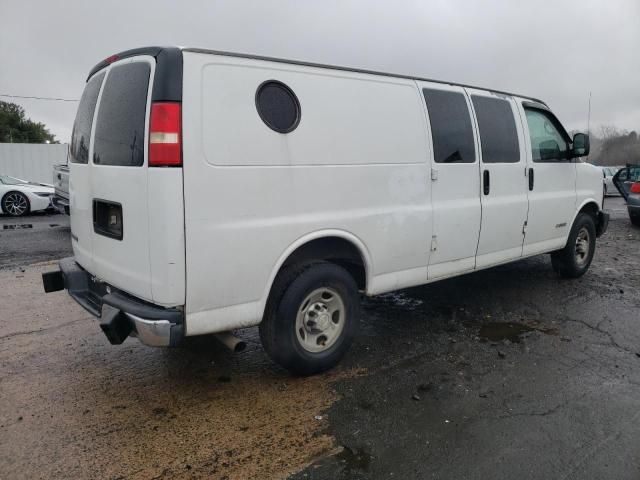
0;143;68;184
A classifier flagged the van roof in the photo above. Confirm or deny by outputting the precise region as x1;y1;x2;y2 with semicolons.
88;46;548;107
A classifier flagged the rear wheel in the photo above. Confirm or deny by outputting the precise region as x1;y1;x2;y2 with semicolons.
259;262;359;376
551;213;596;278
2;191;30;217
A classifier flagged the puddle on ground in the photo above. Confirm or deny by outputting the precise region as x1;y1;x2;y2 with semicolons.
478;322;558;343
365;292;424;310
335;446;373;475
3;224;33;230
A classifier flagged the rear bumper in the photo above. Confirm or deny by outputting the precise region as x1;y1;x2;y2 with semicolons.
42;257;184;347
628;204;640;218
596;210;610;237
52;195;69;215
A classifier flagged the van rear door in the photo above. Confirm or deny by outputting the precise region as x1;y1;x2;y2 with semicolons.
69;53;185;305
89;58;154;300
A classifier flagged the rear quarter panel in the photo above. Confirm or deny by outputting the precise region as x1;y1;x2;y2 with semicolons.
181;52;433;335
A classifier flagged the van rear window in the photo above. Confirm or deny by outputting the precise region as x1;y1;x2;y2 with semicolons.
70;72;105;164
93;62;151;167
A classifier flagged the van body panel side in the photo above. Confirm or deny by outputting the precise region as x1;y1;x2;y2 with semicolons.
181;52;433;335
575;163;604;212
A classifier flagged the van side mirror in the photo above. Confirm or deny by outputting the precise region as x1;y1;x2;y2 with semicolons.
571;133;590;158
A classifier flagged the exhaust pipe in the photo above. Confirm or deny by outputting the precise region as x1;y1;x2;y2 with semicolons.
214;332;247;353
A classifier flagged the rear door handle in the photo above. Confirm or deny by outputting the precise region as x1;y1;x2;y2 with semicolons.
528;168;534;191
483;169;490;195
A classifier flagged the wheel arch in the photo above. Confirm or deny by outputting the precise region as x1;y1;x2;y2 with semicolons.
563;199;604;246
573;199;600;227
258;230;373;319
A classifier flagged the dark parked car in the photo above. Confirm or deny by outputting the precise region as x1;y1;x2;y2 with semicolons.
613;165;640;226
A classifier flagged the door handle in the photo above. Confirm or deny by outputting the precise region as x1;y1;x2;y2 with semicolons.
528;168;534;191
483;169;490;195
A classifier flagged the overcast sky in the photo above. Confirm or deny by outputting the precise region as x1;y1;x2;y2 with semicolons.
1;0;638;143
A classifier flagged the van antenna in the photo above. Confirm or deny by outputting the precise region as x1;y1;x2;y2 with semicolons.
587;91;592;135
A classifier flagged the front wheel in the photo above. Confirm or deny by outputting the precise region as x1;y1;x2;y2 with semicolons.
551;212;596;278
259;262;360;376
2;191;30;217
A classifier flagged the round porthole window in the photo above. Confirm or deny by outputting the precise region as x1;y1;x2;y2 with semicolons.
255;80;301;133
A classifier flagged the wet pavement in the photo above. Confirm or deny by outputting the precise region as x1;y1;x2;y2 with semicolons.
1;198;639;479
0;211;71;269
294;197;640;479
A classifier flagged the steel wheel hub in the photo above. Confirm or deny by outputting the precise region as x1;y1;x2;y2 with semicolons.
575;227;590;266
296;287;345;353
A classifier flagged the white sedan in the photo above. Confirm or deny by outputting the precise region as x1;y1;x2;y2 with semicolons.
0;175;54;217
600;166;623;196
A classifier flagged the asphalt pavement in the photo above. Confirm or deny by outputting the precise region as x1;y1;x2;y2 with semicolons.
0;210;71;269
1;197;639;479
294;196;640;479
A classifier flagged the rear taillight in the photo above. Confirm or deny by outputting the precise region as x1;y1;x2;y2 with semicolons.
149;102;182;167
630;182;640;194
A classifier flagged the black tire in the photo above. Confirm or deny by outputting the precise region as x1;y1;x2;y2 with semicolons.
1;191;30;217
631;215;640;228
259;261;360;376
550;213;596;278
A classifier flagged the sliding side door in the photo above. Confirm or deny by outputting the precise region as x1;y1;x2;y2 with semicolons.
419;83;481;279
468;90;529;268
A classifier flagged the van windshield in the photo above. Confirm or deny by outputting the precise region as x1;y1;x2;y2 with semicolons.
92;62;151;167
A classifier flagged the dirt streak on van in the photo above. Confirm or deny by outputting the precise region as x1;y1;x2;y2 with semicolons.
43;46;608;375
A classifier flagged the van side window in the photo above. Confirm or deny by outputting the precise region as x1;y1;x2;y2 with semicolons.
422;89;475;163
524;108;569;162
93;62;151;167
472;96;520;163
255;81;301;133
70;72;105;164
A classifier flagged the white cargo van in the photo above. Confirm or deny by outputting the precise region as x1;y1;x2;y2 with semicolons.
43;46;608;375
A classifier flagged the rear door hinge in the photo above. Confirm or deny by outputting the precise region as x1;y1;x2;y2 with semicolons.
431;168;438;181
431;235;438;251
522;221;528;235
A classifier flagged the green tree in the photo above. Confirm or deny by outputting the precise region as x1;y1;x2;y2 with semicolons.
0;101;57;144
